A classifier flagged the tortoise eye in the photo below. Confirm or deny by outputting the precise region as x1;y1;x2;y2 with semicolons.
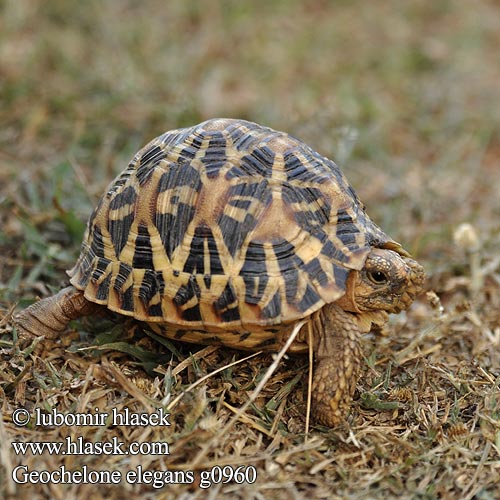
368;270;389;285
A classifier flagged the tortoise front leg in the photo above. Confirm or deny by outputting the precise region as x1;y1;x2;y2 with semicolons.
312;304;364;427
14;286;97;341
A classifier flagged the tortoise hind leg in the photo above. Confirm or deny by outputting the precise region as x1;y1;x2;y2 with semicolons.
312;304;364;427
14;286;98;341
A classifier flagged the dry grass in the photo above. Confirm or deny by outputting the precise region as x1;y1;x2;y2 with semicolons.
0;0;499;498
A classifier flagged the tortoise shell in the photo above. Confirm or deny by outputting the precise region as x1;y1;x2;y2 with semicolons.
69;118;403;346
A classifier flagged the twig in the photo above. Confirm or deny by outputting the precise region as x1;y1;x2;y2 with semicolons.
189;319;306;469
166;351;262;412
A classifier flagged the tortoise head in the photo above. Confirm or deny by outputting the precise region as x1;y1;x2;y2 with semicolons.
340;248;425;314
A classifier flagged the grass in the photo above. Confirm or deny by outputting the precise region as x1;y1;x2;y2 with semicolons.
1;0;499;498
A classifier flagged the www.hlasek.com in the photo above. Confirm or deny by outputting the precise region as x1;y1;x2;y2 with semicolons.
11;407;257;489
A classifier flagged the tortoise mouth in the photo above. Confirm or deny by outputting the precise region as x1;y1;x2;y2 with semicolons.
404;257;425;292
392;257;425;312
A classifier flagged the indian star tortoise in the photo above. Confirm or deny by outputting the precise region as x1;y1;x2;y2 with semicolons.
15;118;425;427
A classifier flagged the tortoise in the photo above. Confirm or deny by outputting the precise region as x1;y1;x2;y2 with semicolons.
14;118;424;427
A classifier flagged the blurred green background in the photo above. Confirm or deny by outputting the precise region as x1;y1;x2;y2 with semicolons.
1;0;499;296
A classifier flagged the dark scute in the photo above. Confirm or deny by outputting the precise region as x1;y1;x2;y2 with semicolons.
90;226;106;259
214;281;238;312
183;225;224;275
133;223;154;269
227;180;272;205
75;259;91;288
203;274;212;289
205;134;227;150
303;258;329;286
338;231;357;247
284;152;318;182
109;186;137;210
201;133;227;178
136;145;166;185
273;239;303;273
282;268;299;303
336;209;354;225
225;165;246;179
178;146;197;160
335;209;358;246
121;286;134;312
215;281;240;321
106;170;133;196
141;144;167;166
272;239;303;303
136;164;154;186
182;304;202;322
239;147;274;178
138;269;159;304
206;233;224;274
157;163;202;192
156;272;165;294
159;130;180;148
206;162;226;179
336;222;358;237
178;133;203;160
282;185;330;230
281;185;321;204
296;283;321;313
173;275;201;307
72;250;92;279
220;306;240;322
155;202;196;261
333;264;349;290
240;241;267;277
182;227;206;274
108;213;134;257
243;274;268;305
252;146;275;169
284;152;303;175
219;213;258;257
227;198;253;209
190;133;203;150
96;273;111;301
148;303;163;317
230;126;257;151
320;239;350;264
91;258;109;282
113;263;132;291
262;291;281;319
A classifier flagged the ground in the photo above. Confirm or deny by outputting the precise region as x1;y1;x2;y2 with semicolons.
0;1;499;499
